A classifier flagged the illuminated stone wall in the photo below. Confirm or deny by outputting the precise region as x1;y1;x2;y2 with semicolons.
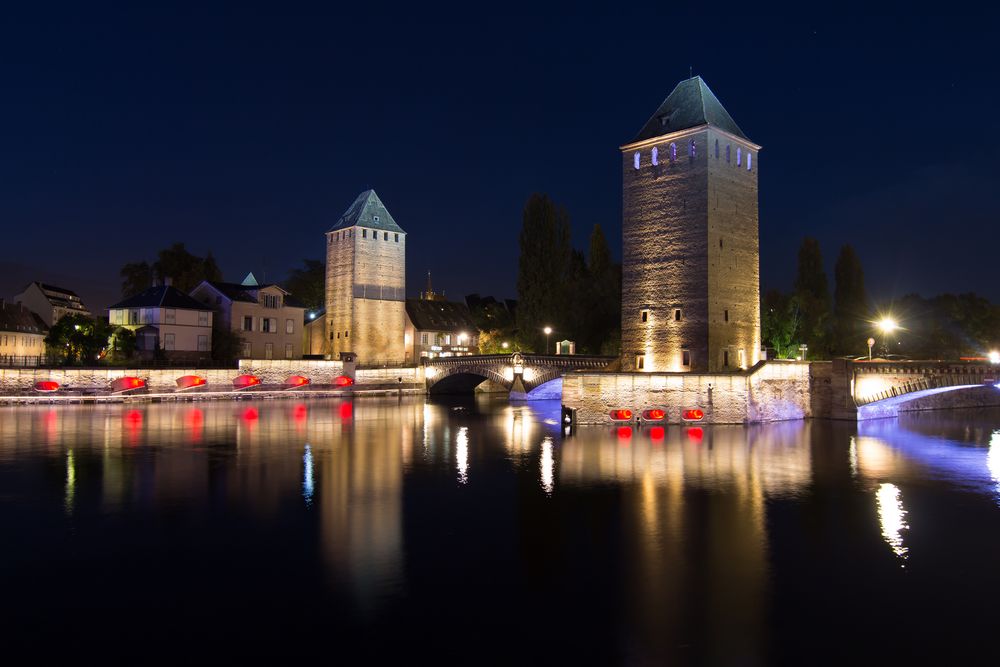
325;227;406;365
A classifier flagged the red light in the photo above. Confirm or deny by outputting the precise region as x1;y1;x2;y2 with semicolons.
644;408;666;421
293;404;308;422
233;375;261;389
334;375;354;387
617;426;633;440
176;375;207;390
687;427;704;443
34;381;60;392
241;407;259;421
649;426;665;440
124;410;143;445
185;409;204;444
111;376;146;393
286;375;310;387
609;409;633;421
339;401;353;420
682;409;704;422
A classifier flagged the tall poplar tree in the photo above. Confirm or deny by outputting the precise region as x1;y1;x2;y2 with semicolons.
793;237;831;357
833;245;869;355
516;193;571;352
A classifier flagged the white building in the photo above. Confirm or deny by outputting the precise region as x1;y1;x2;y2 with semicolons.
109;284;214;363
14;281;91;327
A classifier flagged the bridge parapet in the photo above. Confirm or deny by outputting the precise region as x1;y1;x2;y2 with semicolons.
422;354;616;395
850;360;998;406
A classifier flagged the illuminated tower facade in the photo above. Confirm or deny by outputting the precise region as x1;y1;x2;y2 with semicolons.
620;76;760;373
325;190;406;364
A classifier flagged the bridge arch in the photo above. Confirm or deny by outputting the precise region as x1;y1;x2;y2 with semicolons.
426;364;510;395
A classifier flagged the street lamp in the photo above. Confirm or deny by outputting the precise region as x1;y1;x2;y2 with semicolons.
501;341;509;350
543;326;552;355
989;350;1000;365
867;337;875;361
876;317;898;357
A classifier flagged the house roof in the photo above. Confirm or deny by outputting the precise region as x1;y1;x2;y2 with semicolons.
631;76;749;144
20;281;89;312
406;298;477;333
197;281;307;309
0;301;48;335
328;189;406;234
110;285;211;311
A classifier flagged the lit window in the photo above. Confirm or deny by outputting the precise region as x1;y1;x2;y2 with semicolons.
738;349;746;368
635;354;645;370
633;152;640;169
640;309;649;323
747;152;752;170
286;319;294;334
689;138;696;158
651;147;658;165
674;309;682;321
285;343;293;359
726;145;731;163
737;147;742;166
670;143;677;162
682;350;691;367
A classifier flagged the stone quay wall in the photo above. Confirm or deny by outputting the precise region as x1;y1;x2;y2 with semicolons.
562;361;826;425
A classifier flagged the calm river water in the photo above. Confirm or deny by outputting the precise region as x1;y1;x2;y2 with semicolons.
1;397;998;664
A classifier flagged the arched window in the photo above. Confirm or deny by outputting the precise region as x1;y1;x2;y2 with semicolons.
689;139;696;158
670;143;677;162
736;147;742;166
726;145;731;163
634;152;640;170
651;146;659;166
715;139;719;159
747;152;752;170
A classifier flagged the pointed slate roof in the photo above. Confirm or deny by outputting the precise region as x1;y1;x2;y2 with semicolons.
631;76;749;144
109;285;211;311
328;189;406;234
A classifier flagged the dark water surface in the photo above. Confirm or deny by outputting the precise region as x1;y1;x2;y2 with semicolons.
1;397;998;664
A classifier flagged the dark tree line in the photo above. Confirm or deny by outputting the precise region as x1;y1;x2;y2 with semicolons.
515;193;621;355
119;243;222;297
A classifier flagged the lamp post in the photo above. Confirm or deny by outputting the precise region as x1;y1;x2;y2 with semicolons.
877;317;898;358
867;337;875;361
543;326;552;355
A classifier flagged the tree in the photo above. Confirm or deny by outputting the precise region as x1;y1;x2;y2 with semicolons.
284;259;325;311
762;290;801;359
44;314;114;365
108;327;136;363
120;261;153;298
793;238;831;358
585;224;621;355
211;327;244;365
832;245;869;355
516;193;572;352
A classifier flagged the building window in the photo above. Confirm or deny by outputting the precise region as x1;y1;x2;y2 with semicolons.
242;316;253;331
682;350;691;367
242;341;252;357
736;147;742;166
362;229;367;238
285;343;293;359
384;232;389;240
198;335;209;352
345;330;348;338
651;146;659;166
198;311;209;326
285;319;294;334
726;145;731;163
674;308;682;321
724;350;730;367
738;349;746;368
670;142;677;162
420;332;428;345
724;309;729;322
265;342;273;360
715;139;719;159
395;233;399;242
337;332;340;339
689;138;696;158
747;152;752;170
720;237;723;249
640;309;649;323
164;333;175;351
633;151;640;169
373;215;380;223
164;309;175;324
635;354;645;370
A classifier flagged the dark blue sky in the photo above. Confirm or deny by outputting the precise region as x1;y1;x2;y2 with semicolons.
2;3;998;313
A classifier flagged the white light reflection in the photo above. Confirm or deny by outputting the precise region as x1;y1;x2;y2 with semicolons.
456;427;469;485
876;483;909;563
303;444;314;506
989;430;1000;505
849;436;858;478
65;449;75;514
540;437;554;495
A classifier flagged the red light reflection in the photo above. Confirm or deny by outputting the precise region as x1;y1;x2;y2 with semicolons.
686;427;704;443
649;426;665;441
339;401;353;421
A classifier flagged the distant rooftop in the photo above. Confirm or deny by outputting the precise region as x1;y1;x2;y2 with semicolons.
406;299;477;333
631;76;749;144
328;189;406;234
0;301;48;335
110;285;211;311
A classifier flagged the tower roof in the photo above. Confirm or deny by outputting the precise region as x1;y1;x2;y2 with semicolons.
631;76;749;144
328;189;406;234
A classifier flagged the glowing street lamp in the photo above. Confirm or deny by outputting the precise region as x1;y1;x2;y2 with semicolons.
878;317;898;334
501;341;509;350
989;350;1000;365
543;326;552;355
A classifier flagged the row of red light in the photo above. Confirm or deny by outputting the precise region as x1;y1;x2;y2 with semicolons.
616;425;705;442
33;374;355;394
609;408;704;422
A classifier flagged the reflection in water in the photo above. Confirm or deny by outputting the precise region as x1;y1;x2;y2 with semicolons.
540;437;554;495
989;431;1000;505
456;426;469;485
64;449;75;514
876;483;909;562
303;444;314;506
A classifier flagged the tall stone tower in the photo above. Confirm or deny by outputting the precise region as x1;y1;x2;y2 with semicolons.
325;190;406;364
620;76;760;373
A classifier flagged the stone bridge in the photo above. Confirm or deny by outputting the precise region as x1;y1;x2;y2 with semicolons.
424;353;616;398
845;359;1000;419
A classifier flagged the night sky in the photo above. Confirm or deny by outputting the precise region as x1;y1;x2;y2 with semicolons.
2;4;998;314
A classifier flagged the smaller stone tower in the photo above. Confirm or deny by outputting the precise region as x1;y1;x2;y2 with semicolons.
325;190;406;364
